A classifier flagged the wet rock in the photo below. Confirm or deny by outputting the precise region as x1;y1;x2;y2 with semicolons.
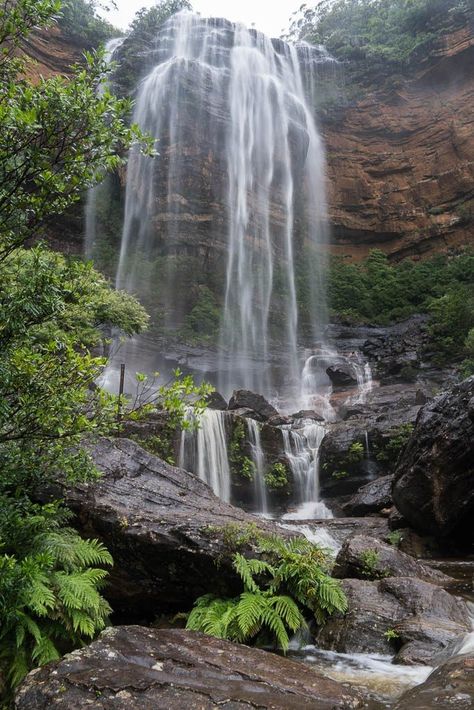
315;576;470;662
393;376;474;544
15;626;367;710
342;475;393;516
228;389;279;420
50;438;279;620
205;390;228;410
290;409;325;422
394;653;474;709
282;517;391;548
326;363;358;387
333;535;454;587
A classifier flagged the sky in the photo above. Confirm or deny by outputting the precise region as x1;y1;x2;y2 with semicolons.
100;0;300;38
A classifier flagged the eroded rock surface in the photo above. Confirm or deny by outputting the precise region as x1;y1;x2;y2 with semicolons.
333;535;454;587
55;437;277;619
393;376;474;544
15;626;367;710
394;652;474;709
315;577;471;664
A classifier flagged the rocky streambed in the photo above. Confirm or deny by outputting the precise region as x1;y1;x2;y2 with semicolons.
17;341;474;707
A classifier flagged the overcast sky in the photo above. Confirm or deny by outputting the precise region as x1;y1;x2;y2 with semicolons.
100;0;300;38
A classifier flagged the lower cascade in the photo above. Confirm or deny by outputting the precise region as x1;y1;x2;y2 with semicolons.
179;409;231;503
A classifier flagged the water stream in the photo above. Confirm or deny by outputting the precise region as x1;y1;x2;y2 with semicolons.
179;408;231;502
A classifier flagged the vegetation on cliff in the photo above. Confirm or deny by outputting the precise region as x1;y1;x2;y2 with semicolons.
329;249;474;371
287;0;473;65
57;0;117;46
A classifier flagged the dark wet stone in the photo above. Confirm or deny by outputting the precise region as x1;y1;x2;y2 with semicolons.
15;626;367;710
394;653;474;709
393;376;474;544
334;535;455;587
342;475;393;516
228;389;279;420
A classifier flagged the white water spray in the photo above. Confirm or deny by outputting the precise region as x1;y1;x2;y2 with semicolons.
179;409;231;502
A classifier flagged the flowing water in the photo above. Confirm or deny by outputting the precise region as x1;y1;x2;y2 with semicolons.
113;11;329;400
245;419;268;515
179;408;231;502
84;37;124;260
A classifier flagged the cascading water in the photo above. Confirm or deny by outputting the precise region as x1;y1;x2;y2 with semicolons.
85;37;124;260
282;422;332;520
179;409;231;502
114;12;329;400
246;419;268;515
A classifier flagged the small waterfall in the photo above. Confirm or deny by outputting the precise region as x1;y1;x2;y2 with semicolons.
282;422;332;520
84;37;124;260
246;418;268;515
179;409;231;502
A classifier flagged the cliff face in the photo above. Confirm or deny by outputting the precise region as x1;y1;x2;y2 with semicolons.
22;27;86;81
323;21;474;260
23;19;474;264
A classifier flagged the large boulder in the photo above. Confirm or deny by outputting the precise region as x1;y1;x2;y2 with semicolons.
228;389;279;420
393;376;474;544
342;475;393;516
333;535;454;587
315;577;471;664
394;652;474;709
52;438;277;620
15;626;366;710
326;363;358;387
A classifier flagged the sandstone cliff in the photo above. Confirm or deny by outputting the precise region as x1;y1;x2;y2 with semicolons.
322;18;474;260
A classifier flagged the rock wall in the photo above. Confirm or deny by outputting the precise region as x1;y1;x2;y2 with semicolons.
323;19;474;260
23;16;474;264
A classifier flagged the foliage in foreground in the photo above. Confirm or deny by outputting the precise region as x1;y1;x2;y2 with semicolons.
0;501;112;688
187;534;347;651
0;1;151;695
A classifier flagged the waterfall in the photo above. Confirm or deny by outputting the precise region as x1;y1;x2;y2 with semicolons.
84;37;124;260
282;421;332;520
114;12;329;400
179;409;231;502
246;418;268;515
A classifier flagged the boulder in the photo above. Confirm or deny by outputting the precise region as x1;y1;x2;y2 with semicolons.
205;391;228;410
394;653;474;709
342;475;393;516
333;535;454;587
52;438;278;620
228;389;278;420
326;363;357;387
290;409;325;422
15;626;366;710
393;376;474;544
315;577;470;663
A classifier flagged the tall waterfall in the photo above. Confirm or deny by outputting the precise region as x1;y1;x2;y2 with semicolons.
115;12;329;399
85;37;124;259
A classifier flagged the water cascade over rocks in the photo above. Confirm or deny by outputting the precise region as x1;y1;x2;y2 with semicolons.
179;409;231;502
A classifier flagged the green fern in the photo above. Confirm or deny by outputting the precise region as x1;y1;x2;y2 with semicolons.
186;532;346;652
0;524;113;693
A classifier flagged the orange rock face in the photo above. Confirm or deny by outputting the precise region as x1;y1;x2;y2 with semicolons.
322;24;474;261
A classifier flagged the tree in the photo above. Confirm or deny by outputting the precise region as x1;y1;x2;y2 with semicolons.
0;1;152;693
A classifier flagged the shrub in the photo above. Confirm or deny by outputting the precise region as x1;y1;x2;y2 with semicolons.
264;463;289;491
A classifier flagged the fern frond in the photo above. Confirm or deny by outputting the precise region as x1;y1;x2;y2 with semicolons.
31;634;60;665
261;606;290;652
269;595;304;632
233;553;273;593
235;591;267;637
